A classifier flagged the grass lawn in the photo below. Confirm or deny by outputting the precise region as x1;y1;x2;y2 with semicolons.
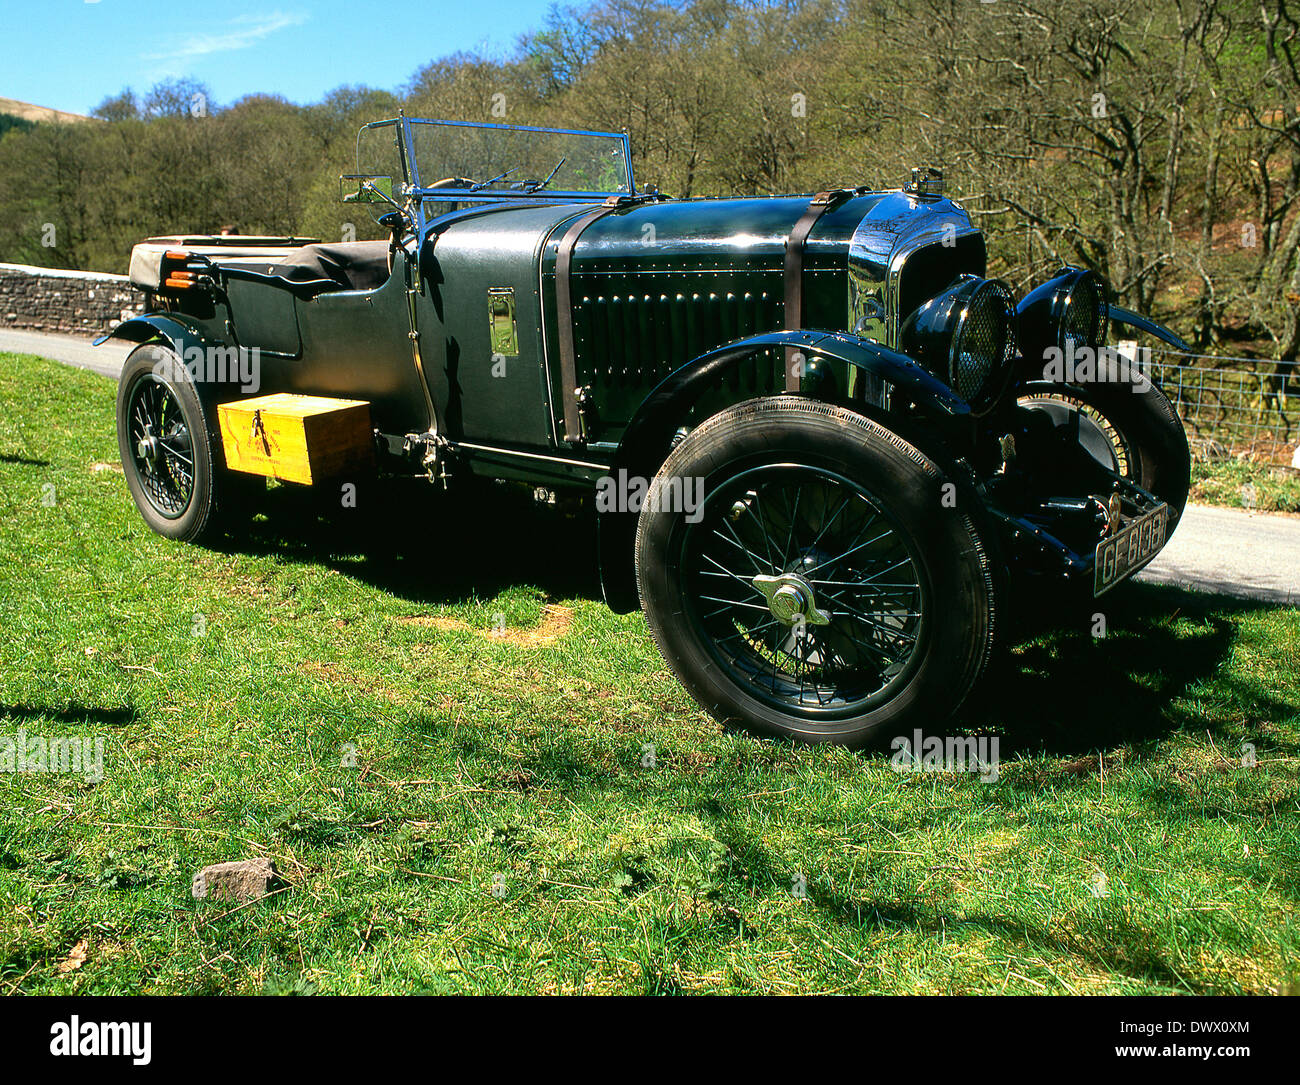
0;350;1297;995
1191;458;1300;515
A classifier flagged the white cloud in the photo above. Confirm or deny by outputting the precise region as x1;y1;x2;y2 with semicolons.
143;12;308;63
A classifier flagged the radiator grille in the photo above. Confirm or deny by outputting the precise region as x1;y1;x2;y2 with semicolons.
896;234;987;331
573;288;781;388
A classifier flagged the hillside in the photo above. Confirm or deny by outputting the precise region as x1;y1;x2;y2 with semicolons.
0;96;95;124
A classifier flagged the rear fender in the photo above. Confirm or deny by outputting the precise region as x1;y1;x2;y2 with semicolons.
95;314;216;365
96;314;263;430
597;328;971;612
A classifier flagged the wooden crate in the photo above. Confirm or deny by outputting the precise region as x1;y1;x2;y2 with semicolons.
217;393;373;485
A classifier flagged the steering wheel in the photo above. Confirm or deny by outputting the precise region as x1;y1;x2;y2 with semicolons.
386;226;418;276
378;210;413;276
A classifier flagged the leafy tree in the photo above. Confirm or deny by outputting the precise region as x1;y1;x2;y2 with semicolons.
0;0;1295;369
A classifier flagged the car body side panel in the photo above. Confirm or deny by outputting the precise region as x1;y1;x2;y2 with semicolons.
101;273;428;437
101;192;985;471
287;267;427;436
223;277;303;357
417;203;590;448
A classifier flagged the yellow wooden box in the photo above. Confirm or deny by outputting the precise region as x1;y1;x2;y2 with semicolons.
217;393;373;485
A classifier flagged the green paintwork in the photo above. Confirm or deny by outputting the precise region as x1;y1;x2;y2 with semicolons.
100;122;1193;625
414;202;583;449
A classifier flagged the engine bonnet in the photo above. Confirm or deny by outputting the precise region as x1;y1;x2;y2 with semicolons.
533;189;982;347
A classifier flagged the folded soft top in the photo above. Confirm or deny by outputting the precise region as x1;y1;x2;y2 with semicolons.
270;242;390;292
128;235;320;290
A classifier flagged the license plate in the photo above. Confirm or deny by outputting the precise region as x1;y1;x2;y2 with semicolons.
1094;503;1169;596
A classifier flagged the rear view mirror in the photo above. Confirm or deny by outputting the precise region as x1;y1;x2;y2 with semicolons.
340;174;395;204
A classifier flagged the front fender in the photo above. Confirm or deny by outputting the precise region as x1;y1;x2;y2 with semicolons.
612;328;967;486
597;328;971;612
1108;305;1191;353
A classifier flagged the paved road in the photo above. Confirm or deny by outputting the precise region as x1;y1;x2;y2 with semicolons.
1140;503;1298;604
3;326;1298;605
0;327;130;379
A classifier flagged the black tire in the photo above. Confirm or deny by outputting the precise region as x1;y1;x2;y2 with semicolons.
116;342;243;542
1020;356;1190;519
634;397;998;748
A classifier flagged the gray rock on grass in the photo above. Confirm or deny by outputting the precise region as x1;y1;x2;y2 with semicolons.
192;858;277;902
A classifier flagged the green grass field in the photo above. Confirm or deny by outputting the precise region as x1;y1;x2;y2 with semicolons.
1;351;1297;995
1191;458;1300;515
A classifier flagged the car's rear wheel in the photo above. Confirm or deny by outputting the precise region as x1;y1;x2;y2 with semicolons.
635;397;998;748
116;342;250;541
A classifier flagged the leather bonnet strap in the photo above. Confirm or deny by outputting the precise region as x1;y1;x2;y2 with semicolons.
783;189;855;391
555;194;638;444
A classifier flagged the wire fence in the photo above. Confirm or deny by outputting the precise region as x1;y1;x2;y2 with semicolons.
1143;348;1299;460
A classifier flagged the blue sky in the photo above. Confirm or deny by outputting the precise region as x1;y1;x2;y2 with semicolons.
2;0;562;115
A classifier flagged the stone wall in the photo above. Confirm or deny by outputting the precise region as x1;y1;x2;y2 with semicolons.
0;262;144;334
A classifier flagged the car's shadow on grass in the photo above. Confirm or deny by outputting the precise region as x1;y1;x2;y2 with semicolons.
959;580;1297;758
0;704;140;728
218;479;1296;760
201;482;1295;993
218;477;605;606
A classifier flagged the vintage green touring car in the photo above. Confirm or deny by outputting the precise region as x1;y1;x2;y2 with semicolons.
102;117;1191;747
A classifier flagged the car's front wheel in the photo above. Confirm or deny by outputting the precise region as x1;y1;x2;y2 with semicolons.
634;397;999;748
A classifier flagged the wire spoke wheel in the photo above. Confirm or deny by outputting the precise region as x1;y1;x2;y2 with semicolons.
125;372;195;518
636;397;997;747
1018;391;1133;477
1019;357;1191;519
115;343;226;542
684;464;926;716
